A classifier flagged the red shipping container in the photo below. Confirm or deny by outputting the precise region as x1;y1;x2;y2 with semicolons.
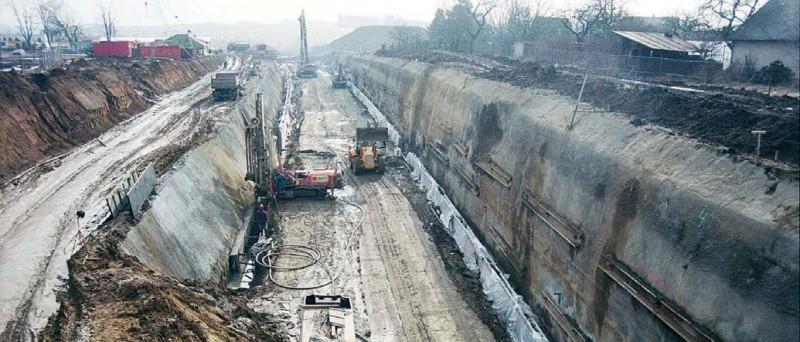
139;45;182;60
92;41;134;57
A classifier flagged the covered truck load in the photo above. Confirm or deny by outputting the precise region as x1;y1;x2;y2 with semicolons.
211;71;240;101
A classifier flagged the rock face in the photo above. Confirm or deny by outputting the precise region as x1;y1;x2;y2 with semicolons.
0;56;223;181
343;55;799;341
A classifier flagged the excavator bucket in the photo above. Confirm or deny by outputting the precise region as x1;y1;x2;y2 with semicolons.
355;127;389;144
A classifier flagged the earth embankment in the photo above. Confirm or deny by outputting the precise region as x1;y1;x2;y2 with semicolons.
0;56;224;181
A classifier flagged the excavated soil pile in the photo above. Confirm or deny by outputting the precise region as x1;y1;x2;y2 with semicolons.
376;49;500;73
377;49;482;66
480;60;800;165
0;56;223;182
41;216;286;342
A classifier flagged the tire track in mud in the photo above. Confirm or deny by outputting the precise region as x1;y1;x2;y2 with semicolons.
362;176;434;341
347;171;494;341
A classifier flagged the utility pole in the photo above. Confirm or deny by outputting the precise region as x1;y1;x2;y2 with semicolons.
751;130;766;164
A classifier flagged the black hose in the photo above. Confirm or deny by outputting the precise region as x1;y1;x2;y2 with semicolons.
254;195;364;292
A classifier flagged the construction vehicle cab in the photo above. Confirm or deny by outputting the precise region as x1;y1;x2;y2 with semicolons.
348;127;389;174
332;64;348;88
211;71;241;101
297;64;318;78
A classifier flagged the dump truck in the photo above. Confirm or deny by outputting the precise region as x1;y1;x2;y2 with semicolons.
332;64;348;89
211;71;240;101
348;127;389;174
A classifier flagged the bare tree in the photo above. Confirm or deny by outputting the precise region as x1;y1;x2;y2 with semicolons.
429;5;471;52
465;0;498;53
34;0;81;46
560;4;601;45
428;0;498;53
497;0;550;43
52;13;82;45
99;1;115;41
11;1;37;49
593;0;628;34
663;12;709;36
37;0;63;48
391;26;422;49
700;0;762;48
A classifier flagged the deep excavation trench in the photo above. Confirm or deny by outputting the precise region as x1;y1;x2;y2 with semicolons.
18;52;797;341
32;59;510;341
337;54;799;341
246;68;506;341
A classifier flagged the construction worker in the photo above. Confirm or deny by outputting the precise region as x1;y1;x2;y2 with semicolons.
254;203;268;233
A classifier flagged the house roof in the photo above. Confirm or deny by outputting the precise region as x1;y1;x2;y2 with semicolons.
164;34;208;49
613;31;698;52
731;0;800;41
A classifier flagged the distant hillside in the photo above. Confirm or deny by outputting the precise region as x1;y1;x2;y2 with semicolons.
313;25;428;55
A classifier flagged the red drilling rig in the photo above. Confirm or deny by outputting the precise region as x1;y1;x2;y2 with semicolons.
245;94;341;199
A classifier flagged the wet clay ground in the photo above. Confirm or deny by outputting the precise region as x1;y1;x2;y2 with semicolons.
248;70;500;341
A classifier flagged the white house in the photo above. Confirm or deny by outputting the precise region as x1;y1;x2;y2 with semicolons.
730;0;800;77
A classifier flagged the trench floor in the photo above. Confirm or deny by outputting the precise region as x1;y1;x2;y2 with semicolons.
248;71;496;341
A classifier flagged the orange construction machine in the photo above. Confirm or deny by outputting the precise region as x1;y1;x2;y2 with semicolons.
348;127;389;174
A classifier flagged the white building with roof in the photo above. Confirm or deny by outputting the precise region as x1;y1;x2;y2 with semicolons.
730;0;800;76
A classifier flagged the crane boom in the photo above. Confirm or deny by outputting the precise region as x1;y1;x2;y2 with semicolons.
296;10;317;78
299;10;309;65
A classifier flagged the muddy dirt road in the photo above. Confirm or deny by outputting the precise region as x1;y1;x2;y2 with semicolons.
0;56;241;336
250;70;495;341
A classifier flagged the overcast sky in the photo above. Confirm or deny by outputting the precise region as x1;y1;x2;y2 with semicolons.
1;0;704;27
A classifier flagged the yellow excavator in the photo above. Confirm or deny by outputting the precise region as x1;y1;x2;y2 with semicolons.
348;127;389;174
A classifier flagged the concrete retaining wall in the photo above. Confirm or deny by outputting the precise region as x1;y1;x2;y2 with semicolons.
128;163;156;220
121;62;284;281
343;55;799;341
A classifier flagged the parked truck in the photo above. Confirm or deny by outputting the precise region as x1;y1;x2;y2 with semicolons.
297;64;318;78
211;71;240;101
332;64;348;89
